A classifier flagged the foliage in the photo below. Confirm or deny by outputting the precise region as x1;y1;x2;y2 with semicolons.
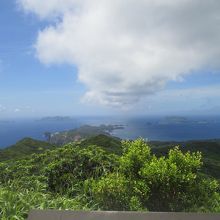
151;139;220;180
0;138;56;162
91;139;220;212
80;134;122;154
0;185;84;220
46;146;118;195
0;136;220;219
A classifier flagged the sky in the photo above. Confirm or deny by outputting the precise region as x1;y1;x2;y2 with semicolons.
0;0;220;118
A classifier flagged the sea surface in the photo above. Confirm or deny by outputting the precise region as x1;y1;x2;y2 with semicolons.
0;115;220;148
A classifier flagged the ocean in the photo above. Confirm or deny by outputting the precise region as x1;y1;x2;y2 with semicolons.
1;115;220;148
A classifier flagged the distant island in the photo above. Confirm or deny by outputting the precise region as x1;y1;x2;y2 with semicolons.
44;124;125;145
157;116;210;125
158;116;189;124
38;116;74;122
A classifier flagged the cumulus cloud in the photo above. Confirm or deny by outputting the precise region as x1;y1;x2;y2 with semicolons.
18;0;220;106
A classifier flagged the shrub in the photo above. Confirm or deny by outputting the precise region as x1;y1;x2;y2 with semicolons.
46;146;118;195
91;139;220;212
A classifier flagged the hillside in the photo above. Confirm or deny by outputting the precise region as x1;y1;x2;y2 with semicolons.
0;137;220;219
45;124;124;145
0;134;122;163
80;134;122;154
0;135;220;181
0;138;57;161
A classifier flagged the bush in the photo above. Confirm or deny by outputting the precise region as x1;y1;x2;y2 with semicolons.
91;173;132;210
91;139;220;212
46;146;118;195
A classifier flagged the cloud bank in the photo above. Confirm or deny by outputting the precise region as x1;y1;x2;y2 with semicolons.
18;0;220;106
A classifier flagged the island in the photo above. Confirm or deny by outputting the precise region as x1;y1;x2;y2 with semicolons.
38;116;74;122
44;124;124;145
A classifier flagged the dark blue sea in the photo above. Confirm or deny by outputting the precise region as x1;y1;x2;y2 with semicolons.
1;115;220;148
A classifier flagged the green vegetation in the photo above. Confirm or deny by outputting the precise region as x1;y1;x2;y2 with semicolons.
150;140;220;180
0;138;56;161
0;136;220;219
45;125;124;145
80;134;122;154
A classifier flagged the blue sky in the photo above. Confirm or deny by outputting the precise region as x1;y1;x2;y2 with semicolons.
0;0;101;118
0;0;220;118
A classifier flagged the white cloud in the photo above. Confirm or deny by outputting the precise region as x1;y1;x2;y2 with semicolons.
14;108;21;113
18;0;220;106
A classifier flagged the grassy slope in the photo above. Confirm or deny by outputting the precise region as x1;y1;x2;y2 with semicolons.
0;134;122;162
0;138;57;161
80;134;122;154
